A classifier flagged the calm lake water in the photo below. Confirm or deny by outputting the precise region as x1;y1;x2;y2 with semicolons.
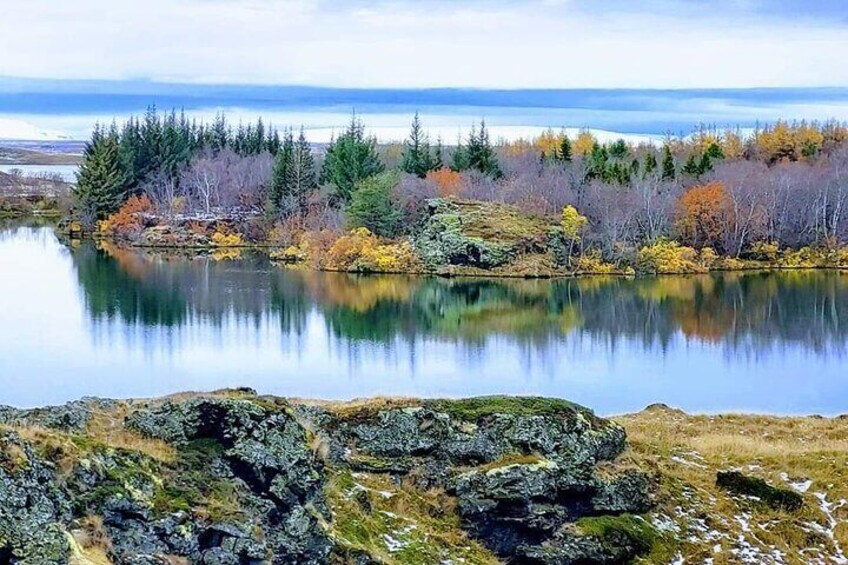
1;221;847;415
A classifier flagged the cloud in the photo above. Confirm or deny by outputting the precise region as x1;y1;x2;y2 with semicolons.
1;0;847;88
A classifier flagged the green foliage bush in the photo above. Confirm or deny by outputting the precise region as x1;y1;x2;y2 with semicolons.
347;172;402;237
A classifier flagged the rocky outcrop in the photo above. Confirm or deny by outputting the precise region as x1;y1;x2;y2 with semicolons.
414;198;566;270
0;392;655;564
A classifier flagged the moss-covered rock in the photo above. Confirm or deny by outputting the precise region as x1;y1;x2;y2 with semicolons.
414;198;562;270
0;392;655;564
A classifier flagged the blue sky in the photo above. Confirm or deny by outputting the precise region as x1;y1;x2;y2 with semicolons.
2;0;847;89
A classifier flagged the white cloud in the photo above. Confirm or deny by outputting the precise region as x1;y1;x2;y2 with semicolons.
1;0;846;88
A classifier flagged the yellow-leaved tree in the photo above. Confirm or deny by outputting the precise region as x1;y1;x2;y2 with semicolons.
561;205;588;266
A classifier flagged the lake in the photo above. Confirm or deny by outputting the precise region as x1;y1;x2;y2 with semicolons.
0;164;78;183
1;221;847;415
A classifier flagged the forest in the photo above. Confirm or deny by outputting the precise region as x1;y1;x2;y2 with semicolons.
72;108;848;275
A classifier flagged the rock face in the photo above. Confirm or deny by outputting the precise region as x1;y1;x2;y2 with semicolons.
0;393;655;564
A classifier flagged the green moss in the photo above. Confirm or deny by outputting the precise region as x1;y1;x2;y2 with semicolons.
577;514;677;563
152;484;197;514
425;396;595;422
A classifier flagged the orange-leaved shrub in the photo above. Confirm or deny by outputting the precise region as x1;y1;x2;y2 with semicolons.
99;194;152;239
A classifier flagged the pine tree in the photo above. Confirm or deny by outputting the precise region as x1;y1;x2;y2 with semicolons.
682;154;701;177
432;137;444;171
644;152;658;176
320;114;385;202
269;130;295;214
286;128;317;204
661;145;676;180
74;125;125;226
400;112;436;178
465;120;502;178
609;139;629;159
585;142;609;181
451;136;470;172
630;158;640;179
211;113;228;152
558;136;572;162
347;172;402;237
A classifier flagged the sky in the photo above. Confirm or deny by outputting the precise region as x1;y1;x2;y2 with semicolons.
2;0;848;89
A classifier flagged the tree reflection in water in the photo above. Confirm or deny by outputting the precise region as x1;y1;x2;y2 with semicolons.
71;239;848;357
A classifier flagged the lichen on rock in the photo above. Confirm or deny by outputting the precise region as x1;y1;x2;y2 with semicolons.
0;392;656;564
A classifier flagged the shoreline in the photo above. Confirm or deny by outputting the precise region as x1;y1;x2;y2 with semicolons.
74;230;848;279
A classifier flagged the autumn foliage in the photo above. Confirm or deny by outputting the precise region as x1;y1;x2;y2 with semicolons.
674;182;733;252
425;169;464;197
324;228;421;273
99;194;152;239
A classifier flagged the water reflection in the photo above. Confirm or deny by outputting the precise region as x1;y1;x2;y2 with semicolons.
1;223;847;414
76;239;848;356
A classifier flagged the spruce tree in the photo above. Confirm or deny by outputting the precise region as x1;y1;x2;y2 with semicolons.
347;172;402;237
609;139;629;159
661;145;676;180
558;135;572;162
644;152;658;176
320;114;384;202
432;137;444;170
585;143;609;181
400;112;435;178
286;128;317;205
466;120;502;178
451;136;470;172
74;125;125;226
269;130;295;215
682;154;701;177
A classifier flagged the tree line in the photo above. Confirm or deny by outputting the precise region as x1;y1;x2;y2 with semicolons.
75;108;848;263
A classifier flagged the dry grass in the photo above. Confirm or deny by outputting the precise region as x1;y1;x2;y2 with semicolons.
323;469;499;565
616;406;848;564
68;515;113;565
292;396;424;422
85;403;175;463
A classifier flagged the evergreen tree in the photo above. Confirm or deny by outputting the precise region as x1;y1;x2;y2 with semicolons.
210;113;229;152
609;139;629;159
661;145;676;180
465;120;502;178
74;125;125;226
585;142;609;181
347;172;402;237
451;136;470;172
320;114;385;202
682;154;701;177
266;128;282;155
644;152;658;176
269;130;295;214
118;117;144;191
286;128;317;206
558;136;572;162
400;112;436;178
432;137;444;170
